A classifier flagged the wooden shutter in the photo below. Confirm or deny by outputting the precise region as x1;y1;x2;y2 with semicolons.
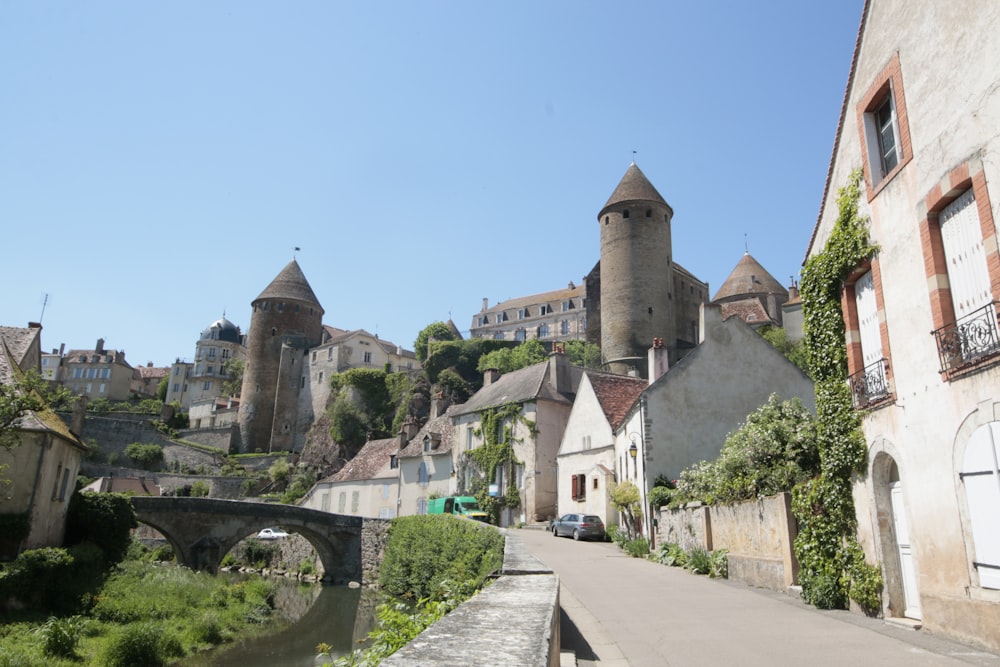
855;270;883;368
962;422;1000;589
941;189;992;319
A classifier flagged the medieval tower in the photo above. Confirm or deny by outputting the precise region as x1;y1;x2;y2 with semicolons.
597;162;677;375
237;259;324;453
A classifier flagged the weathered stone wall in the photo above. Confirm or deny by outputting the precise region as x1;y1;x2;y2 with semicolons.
177;427;233;451
655;492;798;591
361;518;391;586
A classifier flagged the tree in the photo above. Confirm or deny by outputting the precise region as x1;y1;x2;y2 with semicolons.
0;382;43;451
476;339;547;373
414;322;458;363
222;357;245;397
124;443;164;470
563;340;602;369
156;375;169;402
609;481;643;540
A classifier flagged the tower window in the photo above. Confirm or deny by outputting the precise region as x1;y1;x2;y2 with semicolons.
604;216;610;225
623;209;630;219
278;303;285;312
645;209;652;218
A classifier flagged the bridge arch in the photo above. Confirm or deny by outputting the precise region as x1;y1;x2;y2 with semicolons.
130;497;364;583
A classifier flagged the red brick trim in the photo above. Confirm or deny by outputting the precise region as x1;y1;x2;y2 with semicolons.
842;257;893;390
856;52;912;200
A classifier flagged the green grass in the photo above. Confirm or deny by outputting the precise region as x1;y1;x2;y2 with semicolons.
0;561;277;666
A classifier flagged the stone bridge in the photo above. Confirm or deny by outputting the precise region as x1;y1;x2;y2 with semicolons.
130;497;363;583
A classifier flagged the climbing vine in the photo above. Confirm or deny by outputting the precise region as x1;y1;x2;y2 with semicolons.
793;168;883;614
464;404;535;523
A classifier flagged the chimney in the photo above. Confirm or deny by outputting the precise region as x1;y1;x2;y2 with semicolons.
147;362;153;367
70;395;88;437
648;338;669;384
547;344;570;394
400;416;420;444
483;368;501;386
481;297;489;312
95;338;105;354
788;282;799;300
28;322;41;329
59;343;65;356
430;393;450;420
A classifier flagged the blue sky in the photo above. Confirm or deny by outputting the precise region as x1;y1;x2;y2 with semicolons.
1;1;864;367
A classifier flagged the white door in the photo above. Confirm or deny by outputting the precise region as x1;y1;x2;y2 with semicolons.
890;482;922;619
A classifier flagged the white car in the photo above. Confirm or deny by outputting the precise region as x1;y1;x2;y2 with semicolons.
256;528;289;540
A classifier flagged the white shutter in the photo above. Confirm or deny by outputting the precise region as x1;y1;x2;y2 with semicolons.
855;270;882;367
962;422;1000;589
941;189;992;319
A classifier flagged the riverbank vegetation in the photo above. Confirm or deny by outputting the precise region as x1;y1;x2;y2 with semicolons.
0;491;281;666
330;515;504;666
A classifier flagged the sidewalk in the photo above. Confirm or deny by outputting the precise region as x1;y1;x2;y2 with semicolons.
511;528;1000;667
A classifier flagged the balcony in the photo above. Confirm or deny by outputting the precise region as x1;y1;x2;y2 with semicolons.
848;358;891;409
933;302;1000;375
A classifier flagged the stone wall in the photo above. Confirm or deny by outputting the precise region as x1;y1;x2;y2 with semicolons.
361;518;391;586
656;492;798;591
177;427;234;452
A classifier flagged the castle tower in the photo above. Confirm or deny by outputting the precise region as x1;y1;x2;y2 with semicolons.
598;163;675;376
237;259;324;453
712;252;790;328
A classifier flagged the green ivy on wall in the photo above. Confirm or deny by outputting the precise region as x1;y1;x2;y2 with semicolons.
793;168;883;614
465;403;535;522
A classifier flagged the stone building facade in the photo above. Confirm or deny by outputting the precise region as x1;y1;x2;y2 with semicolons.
805;0;1000;651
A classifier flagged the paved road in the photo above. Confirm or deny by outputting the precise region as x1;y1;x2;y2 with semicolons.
512;527;1000;667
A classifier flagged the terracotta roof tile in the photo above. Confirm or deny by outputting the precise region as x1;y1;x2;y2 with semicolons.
587;372;646;430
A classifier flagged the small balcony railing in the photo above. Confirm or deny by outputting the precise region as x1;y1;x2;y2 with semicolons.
848;358;890;409
933;302;1000;374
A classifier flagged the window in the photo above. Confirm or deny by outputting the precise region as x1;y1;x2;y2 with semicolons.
571;474;587;501
561;321;569;335
922;159;1000;375
206;347;216;359
515;328;526;342
222;349;230;359
418;461;429;487
85;383;92;393
961;422;1000;589
390;455;398;469
518;308;527;320
338;492;346;513
466;427;474;451
312;351;317;363
494;332;505;340
857;53;911;195
321;493;330;512
318;372;324;383
363;351;373;364
582;435;591;450
277;302;285;312
538;324;549;338
204;381;211;390
99;383;106;394
382;483;390;500
592;477;599;490
845;268;891;408
173;383;179;393
351;491;359;513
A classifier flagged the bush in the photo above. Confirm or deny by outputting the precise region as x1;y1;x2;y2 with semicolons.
37;615;84;658
710;549;729;579
124;442;164;470
100;622;180;667
686;547;712;574
653;542;688;568
242;539;278;569
378;515;504;601
190;480;210;497
65;491;137;565
623;537;649;558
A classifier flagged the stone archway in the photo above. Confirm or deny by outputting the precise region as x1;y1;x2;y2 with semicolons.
871;451;921;619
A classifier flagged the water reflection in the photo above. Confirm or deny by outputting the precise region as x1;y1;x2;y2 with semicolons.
182;578;375;667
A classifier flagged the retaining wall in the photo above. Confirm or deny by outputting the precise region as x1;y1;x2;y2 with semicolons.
657;492;798;591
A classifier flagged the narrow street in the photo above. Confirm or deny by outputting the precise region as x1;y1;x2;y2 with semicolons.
512;527;1000;667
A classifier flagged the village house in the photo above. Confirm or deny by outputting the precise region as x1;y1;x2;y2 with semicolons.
0;324;87;559
300;435;401;519
804;0;1000;650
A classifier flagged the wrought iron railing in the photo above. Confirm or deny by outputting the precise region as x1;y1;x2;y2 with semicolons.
848;358;890;409
933;302;1000;374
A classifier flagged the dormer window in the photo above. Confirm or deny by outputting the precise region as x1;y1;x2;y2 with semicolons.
423;436;432;453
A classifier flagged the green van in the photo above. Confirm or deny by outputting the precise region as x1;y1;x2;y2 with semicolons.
427;496;489;522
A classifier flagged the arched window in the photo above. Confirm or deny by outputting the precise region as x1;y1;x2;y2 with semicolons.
962;422;1000;589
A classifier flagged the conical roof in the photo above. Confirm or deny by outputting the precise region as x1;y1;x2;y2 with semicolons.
712;252;788;302
599;163;669;217
254;259;322;306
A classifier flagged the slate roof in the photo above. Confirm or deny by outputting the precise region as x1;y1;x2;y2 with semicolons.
397;406;461;459
326;437;401;483
600;163;670;217
200;317;241;343
587;372;647;430
255;259;322;306
0;326;39;376
712;253;788;302
478;283;585;315
453;359;581;416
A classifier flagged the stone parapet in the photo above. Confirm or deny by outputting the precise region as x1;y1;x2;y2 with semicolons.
381;530;561;667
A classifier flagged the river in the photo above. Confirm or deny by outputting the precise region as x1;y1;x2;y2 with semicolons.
180;578;377;667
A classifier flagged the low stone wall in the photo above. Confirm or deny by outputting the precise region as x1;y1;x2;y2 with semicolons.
382;529;561;667
656;492;798;591
361;518;391;585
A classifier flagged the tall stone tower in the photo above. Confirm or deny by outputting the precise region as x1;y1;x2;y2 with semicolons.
237;259;324;453
598;163;676;375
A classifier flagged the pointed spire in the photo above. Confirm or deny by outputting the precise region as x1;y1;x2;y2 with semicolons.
599;163;669;218
254;259;322;306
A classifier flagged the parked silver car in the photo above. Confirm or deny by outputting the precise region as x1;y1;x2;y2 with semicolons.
551;514;606;541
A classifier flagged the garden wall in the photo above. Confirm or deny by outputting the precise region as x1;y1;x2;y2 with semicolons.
656;492;798;591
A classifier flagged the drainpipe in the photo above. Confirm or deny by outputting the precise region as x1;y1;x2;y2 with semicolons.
638;396;653;550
